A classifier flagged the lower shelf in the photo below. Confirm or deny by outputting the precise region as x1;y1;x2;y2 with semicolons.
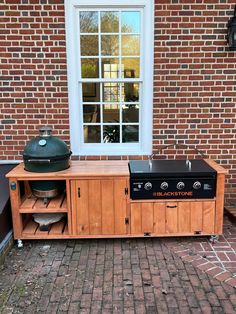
22;218;68;238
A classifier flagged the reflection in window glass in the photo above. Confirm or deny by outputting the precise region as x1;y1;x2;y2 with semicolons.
81;58;99;78
122;104;139;123
102;58;119;78
80;35;99;56
83;105;100;123
101;12;119;33
103;83;120;102
122;58;140;78
84;125;101;143
122;35;140;56
103;125;120;143
80;12;98;33
122;83;139;102
82;83;100;102
122;125;139;142
103;104;120;122
101;35;119;56
121;12;140;33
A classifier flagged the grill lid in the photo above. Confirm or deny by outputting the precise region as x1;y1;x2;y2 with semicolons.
129;159;216;178
23;126;72;161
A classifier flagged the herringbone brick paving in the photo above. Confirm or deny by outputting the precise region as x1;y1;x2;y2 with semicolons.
0;232;236;313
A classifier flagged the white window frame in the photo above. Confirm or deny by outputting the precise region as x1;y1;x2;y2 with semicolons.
65;0;154;156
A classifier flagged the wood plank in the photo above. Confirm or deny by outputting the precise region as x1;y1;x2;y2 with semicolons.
89;180;102;234
22;220;38;235
49;220;65;235
153;202;166;234
9;178;23;239
47;194;65;210
190;202;203;233
178;202;191;233
6;161;130;179
202;201;215;234
33;198;48;210
76;180;90;235
204;159;228;174
141;203;153;233
130;203;141;234
101;180;114;235
214;173;225;234
114;179;127;235
20;196;37;209
165;202;178;233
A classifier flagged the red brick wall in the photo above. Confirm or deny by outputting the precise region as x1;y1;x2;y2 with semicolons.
0;0;69;160
0;0;236;205
153;1;236;205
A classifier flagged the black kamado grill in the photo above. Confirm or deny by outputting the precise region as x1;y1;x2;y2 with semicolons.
23;126;72;200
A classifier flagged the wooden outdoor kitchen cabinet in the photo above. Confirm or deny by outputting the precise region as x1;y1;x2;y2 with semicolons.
6;159;227;244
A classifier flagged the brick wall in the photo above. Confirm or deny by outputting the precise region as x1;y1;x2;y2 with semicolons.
153;1;236;205
0;0;69;160
0;0;236;205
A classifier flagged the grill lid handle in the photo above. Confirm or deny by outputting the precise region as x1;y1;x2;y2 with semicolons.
39;126;52;137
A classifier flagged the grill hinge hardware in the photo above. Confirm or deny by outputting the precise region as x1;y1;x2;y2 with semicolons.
125;187;128;195
78;187;80;198
194;231;202;235
125;217;129;224
144;232;151;236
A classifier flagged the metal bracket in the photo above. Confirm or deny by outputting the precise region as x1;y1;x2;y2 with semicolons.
144;232;151;236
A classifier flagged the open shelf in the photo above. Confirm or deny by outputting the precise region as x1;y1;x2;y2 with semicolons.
22;217;68;238
19;193;67;213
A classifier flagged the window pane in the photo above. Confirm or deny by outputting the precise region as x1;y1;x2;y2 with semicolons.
82;83;100;102
122;58;140;78
103;104;120;123
103;125;120;143
122;104;139;123
102;58;119;78
84;125;101;143
101;11;119;33
81;58;99;78
122;35;140;56
122;125;139;142
103;83;119;102
101;35;119;56
121;12;140;33
80;11;98;33
122;83;139;102
80;35;98;56
83;105;100;123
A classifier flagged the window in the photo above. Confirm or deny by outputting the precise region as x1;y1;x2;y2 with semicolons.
65;0;154;155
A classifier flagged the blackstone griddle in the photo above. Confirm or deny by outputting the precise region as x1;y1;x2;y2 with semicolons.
129;159;217;200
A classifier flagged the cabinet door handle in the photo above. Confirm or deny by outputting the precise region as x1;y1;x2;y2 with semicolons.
166;205;177;208
78;187;80;198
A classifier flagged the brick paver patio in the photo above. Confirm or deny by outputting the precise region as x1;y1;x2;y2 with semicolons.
0;217;236;313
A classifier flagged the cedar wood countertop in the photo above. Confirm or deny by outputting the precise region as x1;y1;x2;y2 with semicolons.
6;159;227;180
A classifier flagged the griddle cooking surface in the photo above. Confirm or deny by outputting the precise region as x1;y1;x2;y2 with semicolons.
129;159;216;178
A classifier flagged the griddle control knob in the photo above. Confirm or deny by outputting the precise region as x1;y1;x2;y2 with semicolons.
177;182;185;190
193;181;201;189
160;182;168;190
144;182;152;190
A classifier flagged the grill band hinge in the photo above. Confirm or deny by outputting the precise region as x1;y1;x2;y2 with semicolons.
194;231;202;235
78;187;80;198
125;187;128;195
144;232;151;236
125;217;129;224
